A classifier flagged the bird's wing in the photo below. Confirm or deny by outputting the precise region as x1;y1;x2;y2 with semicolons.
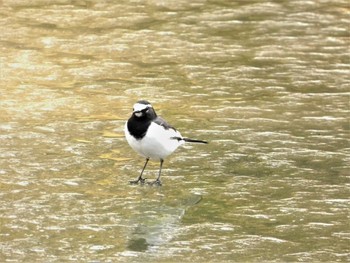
153;116;177;131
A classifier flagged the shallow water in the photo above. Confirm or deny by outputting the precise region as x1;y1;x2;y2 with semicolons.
0;0;349;262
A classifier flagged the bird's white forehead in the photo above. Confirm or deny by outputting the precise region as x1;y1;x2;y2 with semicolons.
133;102;151;112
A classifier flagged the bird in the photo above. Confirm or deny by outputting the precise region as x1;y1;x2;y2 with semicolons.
124;100;208;186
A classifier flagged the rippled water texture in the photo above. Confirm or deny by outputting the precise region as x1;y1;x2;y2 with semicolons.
0;0;349;262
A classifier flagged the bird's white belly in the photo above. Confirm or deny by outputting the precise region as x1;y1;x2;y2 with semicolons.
125;122;184;160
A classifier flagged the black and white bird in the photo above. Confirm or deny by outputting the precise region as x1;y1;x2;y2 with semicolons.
124;100;208;186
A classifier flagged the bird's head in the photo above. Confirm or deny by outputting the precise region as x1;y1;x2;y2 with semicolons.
132;100;156;119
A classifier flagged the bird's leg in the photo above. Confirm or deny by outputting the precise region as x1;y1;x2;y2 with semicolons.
129;158;149;185
149;159;163;186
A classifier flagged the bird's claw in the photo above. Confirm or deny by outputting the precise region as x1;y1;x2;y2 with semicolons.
129;177;161;186
129;177;146;185
148;179;162;186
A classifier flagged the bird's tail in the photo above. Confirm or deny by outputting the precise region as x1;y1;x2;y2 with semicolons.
183;137;208;144
171;137;208;144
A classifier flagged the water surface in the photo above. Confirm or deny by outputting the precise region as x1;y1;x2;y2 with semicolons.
0;0;349;262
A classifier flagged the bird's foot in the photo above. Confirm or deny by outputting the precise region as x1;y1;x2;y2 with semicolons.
148;179;162;186
129;177;146;185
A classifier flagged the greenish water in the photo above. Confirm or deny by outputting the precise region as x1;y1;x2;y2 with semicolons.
0;0;349;262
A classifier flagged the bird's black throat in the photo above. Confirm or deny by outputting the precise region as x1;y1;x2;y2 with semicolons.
127;115;151;140
127;106;157;140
